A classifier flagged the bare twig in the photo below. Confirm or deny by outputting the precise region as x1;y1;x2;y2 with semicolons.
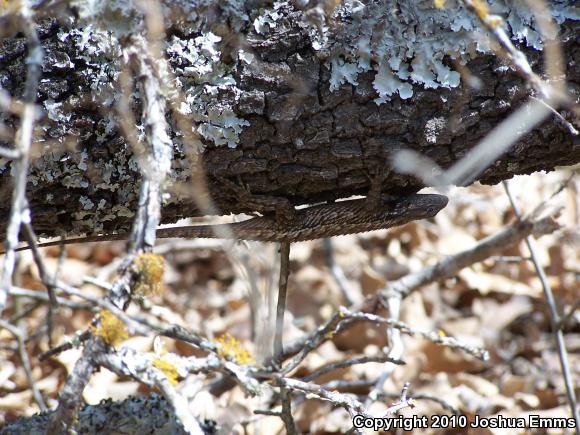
281;308;349;374
343;310;489;360
278;378;299;435
560;299;580;329
503;181;579;432
0;14;42;316
52;37;182;432
381;208;562;299
48;338;100;432
9;286;90;309
283;378;417;430
368;290;404;401
0;319;46;411
38;281;218;362
122;35;172;253
281;306;487;377
284;377;367;418
323;238;361;305
39;330;92;362
460;0;565;103
275;241;291;360
95;345;205;435
22;220;59;346
530;96;579;135
374;391;461;415
321;379;375;391
301;354;404;383
52;281;150;335
0;145;21;159
153;377;205;435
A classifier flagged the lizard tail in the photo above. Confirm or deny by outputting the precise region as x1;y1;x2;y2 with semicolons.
0;222;239;255
154;223;238;240
1;233;129;254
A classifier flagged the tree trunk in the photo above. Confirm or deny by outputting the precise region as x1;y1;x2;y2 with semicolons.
0;2;578;237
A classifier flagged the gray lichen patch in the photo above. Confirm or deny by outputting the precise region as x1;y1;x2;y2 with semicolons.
167;32;250;148
323;0;579;102
79;196;95;210
424;117;448;145
1;2;577;238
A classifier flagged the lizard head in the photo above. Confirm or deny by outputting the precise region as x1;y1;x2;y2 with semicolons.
383;193;448;221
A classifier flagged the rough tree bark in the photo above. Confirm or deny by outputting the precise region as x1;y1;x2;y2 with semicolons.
0;2;579;432
1;394;196;434
0;1;578;239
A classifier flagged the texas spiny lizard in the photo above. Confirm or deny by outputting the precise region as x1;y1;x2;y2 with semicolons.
11;193;448;250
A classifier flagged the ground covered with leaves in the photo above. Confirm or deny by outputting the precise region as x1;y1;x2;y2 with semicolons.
1;172;579;434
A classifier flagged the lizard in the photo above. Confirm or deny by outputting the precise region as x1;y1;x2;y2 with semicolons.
5;193;448;250
5;192;447;361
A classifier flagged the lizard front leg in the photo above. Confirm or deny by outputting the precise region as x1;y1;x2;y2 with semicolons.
215;175;297;225
364;167;389;211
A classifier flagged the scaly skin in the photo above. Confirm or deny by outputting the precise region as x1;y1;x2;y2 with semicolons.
7;193;448;251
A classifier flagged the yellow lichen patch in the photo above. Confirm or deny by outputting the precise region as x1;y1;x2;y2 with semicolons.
152;357;179;385
433;0;446;9
91;310;129;347
469;0;503;30
215;333;255;366
324;330;336;339
133;253;165;295
0;0;14;13
471;0;490;21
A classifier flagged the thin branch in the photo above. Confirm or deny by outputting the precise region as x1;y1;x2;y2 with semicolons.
281;306;487;376
323;238;361;305
460;0;566;103
22;220;59;346
52;281;150;336
123;34;173;253
0;319;46;411
368;290;404;401
0;145;21;159
503;181;579;431
275;241;291;360
281;308;348;374
0;14;42;316
530;96;578;135
301;354;404;383
9;286;92;310
342;310;489;360
377;392;461;415
47;338;100;432
39;330;92;362
381;207;562;299
283;377;367;418
560;298;580;329
278;378;299;435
